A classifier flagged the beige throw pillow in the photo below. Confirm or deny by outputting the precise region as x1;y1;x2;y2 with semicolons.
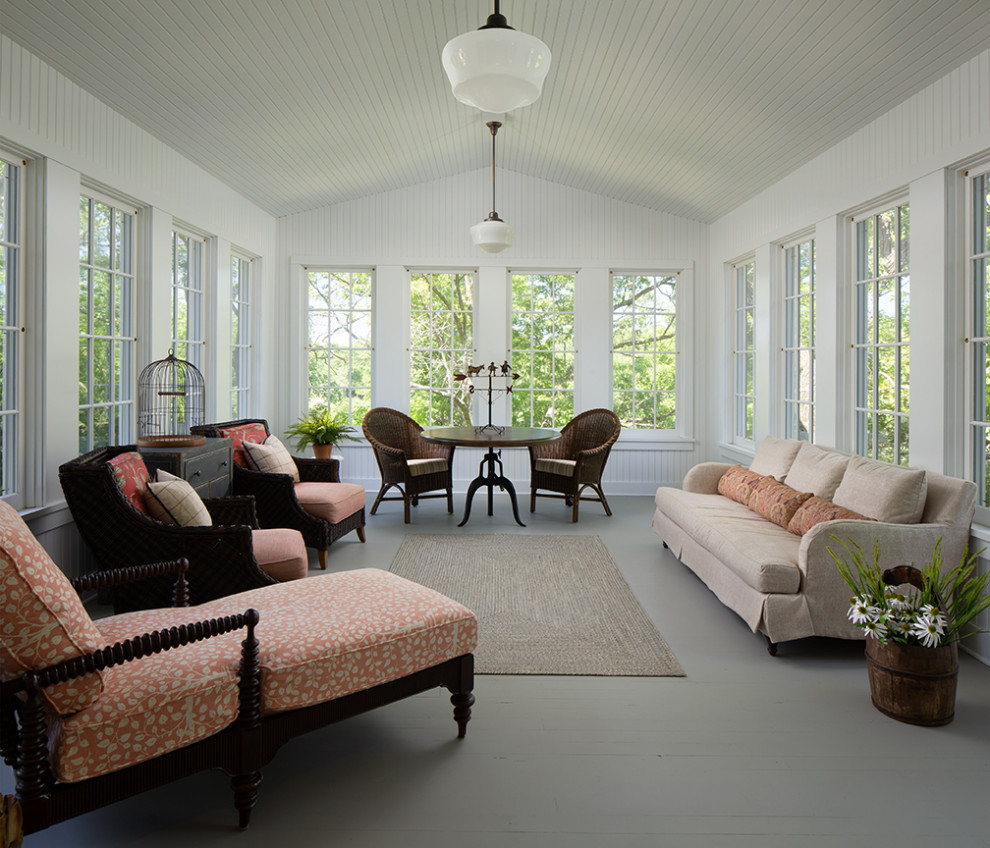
144;472;212;526
831;455;927;524
748;435;803;479
783;442;849;500
243;435;300;482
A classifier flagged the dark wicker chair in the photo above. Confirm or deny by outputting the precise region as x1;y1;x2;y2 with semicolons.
191;418;365;568
362;407;455;523
529;408;622;522
59;445;277;612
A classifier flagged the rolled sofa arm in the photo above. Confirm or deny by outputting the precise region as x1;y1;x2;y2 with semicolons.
682;462;734;494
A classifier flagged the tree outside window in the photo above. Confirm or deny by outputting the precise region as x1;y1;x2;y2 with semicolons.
968;169;990;506
782;239;815;441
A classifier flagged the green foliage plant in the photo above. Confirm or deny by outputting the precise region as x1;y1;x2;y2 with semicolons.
285;405;360;453
827;537;990;647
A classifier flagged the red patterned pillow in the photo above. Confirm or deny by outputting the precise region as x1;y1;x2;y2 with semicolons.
786;495;875;536
220;423;268;467
717;465;765;505
106;451;151;514
747;476;812;528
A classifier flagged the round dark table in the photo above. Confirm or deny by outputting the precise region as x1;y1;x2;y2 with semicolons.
420;426;560;526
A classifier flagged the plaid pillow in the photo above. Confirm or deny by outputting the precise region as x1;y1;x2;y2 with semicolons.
243;436;300;482
144;471;212;526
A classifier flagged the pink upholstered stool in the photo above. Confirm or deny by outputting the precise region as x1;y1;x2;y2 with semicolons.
294;482;367;568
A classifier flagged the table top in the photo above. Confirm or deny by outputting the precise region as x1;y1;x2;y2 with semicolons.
421;426;560;448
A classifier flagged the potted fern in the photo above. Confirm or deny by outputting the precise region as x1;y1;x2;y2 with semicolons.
285;405;360;459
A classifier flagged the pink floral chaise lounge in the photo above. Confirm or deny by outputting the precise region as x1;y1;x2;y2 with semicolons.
0;500;477;842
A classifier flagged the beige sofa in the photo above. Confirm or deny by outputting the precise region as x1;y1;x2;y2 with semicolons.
652;437;977;652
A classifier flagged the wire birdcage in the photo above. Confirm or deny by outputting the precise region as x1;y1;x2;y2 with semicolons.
136;350;206;447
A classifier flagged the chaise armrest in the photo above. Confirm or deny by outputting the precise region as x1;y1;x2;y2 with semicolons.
682;462;734;494
72;558;191;607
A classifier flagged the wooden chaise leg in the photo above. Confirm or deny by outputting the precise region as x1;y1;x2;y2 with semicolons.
450;692;475;739
232;610;263;829
231;771;262;830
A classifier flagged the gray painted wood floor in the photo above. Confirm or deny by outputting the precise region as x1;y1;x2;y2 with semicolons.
5;495;989;847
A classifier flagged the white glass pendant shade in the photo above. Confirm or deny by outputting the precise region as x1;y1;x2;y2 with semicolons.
470;217;514;253
442;28;551;113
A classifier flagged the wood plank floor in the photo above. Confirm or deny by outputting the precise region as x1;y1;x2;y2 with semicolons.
5;494;989;847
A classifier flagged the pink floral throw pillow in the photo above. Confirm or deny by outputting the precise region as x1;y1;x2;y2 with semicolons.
220;423;269;468
717;465;765;505
747;476;812;529
786;495;875;536
106;451;151;515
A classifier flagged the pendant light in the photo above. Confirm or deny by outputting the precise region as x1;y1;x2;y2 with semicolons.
442;1;551;114
470;121;514;253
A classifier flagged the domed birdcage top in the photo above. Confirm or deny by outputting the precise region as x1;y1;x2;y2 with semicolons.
136;350;206;447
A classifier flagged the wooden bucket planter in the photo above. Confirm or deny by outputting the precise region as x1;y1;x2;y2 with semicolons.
864;637;958;726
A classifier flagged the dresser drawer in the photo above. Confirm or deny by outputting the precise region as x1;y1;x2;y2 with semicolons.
184;452;231;489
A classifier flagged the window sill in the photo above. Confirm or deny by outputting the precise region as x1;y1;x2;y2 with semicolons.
614;433;697;451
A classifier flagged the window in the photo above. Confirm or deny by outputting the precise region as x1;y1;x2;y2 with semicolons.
782;238;816;441
732;260;755;442
409;271;473;426
0;154;22;499
171;229;204;371
853;202;909;464
78;192;135;453
612;272;676;429
305;268;373;423
968;165;990;507
510;272;575;428
231;253;252;418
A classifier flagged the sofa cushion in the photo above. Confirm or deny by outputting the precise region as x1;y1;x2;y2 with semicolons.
717;465;764;505
251;528;309;581
106;451;151;515
244;435;301;482
748;436;802;479
219;423;269;468
747;476;812;529
294;482;366;524
783;442;849;500
144;470;212;526
0;500;105;715
832;455;927;523
786;496;874;536
654;488;801;594
408;457;451;477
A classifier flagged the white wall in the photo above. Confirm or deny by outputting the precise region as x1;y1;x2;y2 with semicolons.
277;169;709;494
706;47;990;664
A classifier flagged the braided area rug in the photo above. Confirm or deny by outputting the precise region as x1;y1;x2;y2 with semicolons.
390;534;683;676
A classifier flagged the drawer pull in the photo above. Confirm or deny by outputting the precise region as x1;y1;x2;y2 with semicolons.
219;460;228;468
191;470;201;478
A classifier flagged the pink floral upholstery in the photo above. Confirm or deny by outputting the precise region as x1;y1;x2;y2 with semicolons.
0;501;105;715
294;482;366;524
747;476;812;528
717;465;765;505
219;423;269;468
54;569;477;782
787;495;875;536
106;451;151;515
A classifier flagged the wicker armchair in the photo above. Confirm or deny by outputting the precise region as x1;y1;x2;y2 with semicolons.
190;418;366;568
58;445;280;612
529;408;622;522
362;408;455;523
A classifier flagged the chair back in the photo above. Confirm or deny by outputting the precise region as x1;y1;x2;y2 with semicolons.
363;408;421;456
565;409;621;455
0;500;105;714
192;419;270;467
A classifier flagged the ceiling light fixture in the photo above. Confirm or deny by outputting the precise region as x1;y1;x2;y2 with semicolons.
470;120;514;253
442;1;551;114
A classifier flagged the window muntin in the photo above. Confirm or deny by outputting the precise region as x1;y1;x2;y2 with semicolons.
231;254;252;418
78;193;135;453
853;203;910;464
306;268;373;424
732;261;755;442
968;167;990;507
510;272;575;428
0;156;21;498
782;239;816;441
171;229;204;371
612;273;676;429
409;270;473;427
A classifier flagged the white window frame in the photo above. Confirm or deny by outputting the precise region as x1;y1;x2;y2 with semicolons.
0;151;24;505
508;270;576;429
78;188;137;453
780;235;816;442
170;226;206;372
610;271;679;431
851;199;910;465
304;267;374;425
965;160;990;512
230;251;254;419
730;258;756;445
409;269;475;427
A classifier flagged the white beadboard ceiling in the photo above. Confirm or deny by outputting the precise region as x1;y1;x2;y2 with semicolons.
3;0;989;222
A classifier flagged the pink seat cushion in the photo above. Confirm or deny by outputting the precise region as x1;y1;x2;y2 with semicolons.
0;501;106;715
219;423;269;468
294;482;366;524
106;451;151;515
251;528;308;581
57;570;477;781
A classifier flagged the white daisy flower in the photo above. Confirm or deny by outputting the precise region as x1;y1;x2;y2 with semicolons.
847;596;873;624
